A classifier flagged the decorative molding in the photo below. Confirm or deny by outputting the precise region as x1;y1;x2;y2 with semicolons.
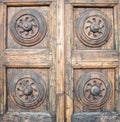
10;9;47;46
76;72;112;109
10;72;46;109
76;9;111;47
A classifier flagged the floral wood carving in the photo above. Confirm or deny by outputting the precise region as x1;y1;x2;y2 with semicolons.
76;10;111;47
76;72;112;109
10;9;47;46
10;72;46;109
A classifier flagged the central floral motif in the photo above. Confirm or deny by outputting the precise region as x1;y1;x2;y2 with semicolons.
16;14;39;39
16;78;39;103
84;16;105;40
10;72;46;109
76;72;112;109
84;79;106;103
76;9;111;47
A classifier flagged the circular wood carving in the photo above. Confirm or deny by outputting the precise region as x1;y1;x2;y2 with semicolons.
76;72;112;109
10;9;47;46
76;10;111;47
10;72;46;109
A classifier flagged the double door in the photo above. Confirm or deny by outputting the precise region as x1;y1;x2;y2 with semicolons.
0;0;120;122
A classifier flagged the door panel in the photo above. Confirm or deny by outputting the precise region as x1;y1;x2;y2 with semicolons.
0;1;57;122
7;7;49;49
65;0;120;122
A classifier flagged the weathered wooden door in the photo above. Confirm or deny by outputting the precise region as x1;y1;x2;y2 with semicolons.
65;0;120;122
0;0;59;121
0;0;120;122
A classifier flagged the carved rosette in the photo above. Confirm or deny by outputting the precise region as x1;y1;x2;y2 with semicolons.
10;9;47;46
10;72;46;109
76;10;111;47
76;72;112;109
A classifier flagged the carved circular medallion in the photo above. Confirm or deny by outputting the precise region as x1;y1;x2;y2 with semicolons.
10;72;46;109
76;72;112;109
76;10;111;47
10;9;47;46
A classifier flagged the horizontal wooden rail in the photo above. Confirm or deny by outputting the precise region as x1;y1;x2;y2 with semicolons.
65;0;118;7
72;50;119;68
3;49;52;68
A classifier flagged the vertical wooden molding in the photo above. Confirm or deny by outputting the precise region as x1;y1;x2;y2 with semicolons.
49;2;57;115
0;3;6;114
56;0;65;122
116;1;120;112
65;4;73;122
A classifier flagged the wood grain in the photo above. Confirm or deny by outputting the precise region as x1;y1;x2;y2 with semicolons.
73;69;115;112
1;112;55;122
3;49;52;67
65;0;118;6
65;1;119;122
116;1;120;113
1;0;53;6
7;6;49;49
65;4;73;122
0;3;6;114
72;50;118;68
56;0;65;122
48;2;57;115
0;0;120;121
0;0;57;121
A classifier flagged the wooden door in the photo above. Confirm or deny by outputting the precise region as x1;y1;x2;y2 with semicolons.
0;0;64;121
0;0;120;122
65;0;120;122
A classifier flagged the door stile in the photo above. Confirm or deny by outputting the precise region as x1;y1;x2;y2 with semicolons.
116;1;120;113
49;1;57;116
56;0;65;122
65;4;73;122
0;3;6;115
